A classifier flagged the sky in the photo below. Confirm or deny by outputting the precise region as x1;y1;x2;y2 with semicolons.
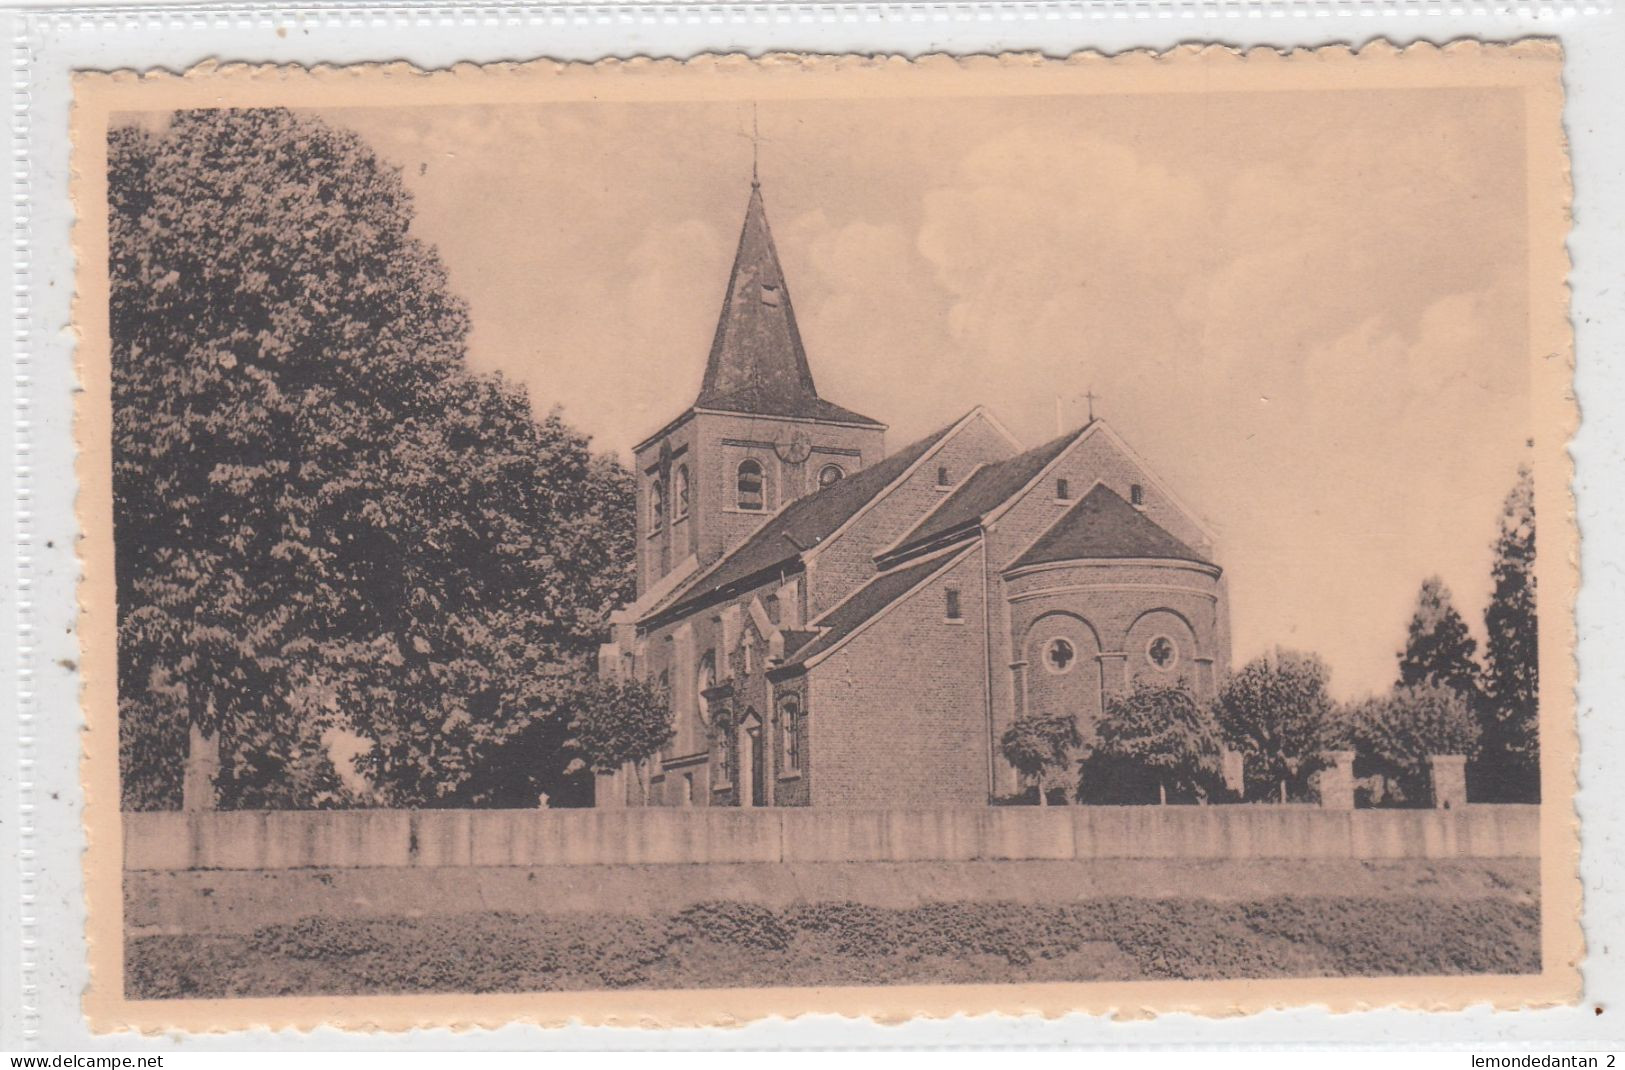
320;87;1531;700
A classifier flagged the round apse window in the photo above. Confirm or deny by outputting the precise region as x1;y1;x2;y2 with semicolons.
1147;635;1178;671
1044;637;1077;675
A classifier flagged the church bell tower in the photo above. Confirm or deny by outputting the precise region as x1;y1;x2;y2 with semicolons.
630;180;887;597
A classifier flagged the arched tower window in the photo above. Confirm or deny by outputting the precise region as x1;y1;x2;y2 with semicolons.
650;479;666;530
674;465;690;520
818;463;845;488
737;459;765;511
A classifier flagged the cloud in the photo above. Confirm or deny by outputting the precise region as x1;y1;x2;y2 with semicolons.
1213;272;1529;698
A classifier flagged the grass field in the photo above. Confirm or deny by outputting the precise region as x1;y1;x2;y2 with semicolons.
126;894;1540;998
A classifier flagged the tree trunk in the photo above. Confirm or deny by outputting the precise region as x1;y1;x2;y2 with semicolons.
1036;775;1048;806
1279;777;1287;804
182;722;220;812
634;760;650;805
1158;780;1167;806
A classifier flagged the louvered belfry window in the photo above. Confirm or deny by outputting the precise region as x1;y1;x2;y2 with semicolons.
738;459;765;510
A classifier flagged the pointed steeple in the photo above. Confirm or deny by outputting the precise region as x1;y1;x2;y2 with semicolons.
697;183;818;408
694;185;881;427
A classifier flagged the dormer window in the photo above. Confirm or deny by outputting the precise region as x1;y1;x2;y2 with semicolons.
737;460;765;511
1131;483;1145;507
759;282;782;307
818;463;845;488
1056;478;1071;501
936;465;951;488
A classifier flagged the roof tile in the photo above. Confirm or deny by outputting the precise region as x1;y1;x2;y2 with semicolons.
885;424;1090;559
1005;483;1214;572
776;552;964;670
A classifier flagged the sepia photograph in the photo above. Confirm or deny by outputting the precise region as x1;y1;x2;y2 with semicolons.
71;44;1577;1030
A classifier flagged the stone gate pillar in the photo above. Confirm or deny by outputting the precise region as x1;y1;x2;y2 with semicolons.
1428;754;1468;810
1317;750;1357;810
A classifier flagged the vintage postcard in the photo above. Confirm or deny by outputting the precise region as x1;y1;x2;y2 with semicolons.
73;42;1577;1032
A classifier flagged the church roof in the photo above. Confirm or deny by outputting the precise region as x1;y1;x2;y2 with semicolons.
772;551;965;674
638;415;966;627
1005;483;1215;572
882;423;1093;563
694;184;882;427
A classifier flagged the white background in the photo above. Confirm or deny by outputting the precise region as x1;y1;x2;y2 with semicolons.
3;0;1623;1051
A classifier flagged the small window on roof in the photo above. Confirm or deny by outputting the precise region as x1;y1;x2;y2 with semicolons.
760;282;781;307
818;463;845;488
1131;483;1145;507
936;465;951;487
1056;478;1071;501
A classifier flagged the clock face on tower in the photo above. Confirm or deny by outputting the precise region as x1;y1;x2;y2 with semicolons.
775;429;813;465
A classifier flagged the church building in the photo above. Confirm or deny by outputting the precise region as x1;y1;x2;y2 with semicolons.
596;180;1231;808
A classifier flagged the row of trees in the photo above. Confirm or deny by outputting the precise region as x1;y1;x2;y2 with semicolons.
1002;468;1539;806
1002;664;1477;807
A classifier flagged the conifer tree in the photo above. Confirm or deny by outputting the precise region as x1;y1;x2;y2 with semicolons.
1396;577;1481;707
1478;465;1539;802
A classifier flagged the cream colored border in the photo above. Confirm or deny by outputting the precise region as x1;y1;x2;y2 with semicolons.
73;41;1579;1033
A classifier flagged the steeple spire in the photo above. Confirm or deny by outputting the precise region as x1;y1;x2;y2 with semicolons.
751;102;761;188
696;182;820;411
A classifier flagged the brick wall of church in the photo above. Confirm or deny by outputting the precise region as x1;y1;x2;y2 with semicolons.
626;569;810;807
632;411;884;595
806;413;1017;619
694;412;884;571
633;421;699;598
1003;560;1225;722
805;546;991;807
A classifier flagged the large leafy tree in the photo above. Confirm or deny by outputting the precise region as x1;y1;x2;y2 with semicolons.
575;677;674;800
1348;684;1480;806
1478;465;1540;802
1397;576;1481;706
1212;649;1337;803
111;108;634;810
1000;714;1083;806
1086;680;1221;805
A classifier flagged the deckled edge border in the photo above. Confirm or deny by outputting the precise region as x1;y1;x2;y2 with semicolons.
61;36;1580;1037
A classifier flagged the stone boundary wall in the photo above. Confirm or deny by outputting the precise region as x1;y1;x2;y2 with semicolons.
124;805;1539;871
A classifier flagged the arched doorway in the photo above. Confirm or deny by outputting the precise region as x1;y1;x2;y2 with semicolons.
740;708;765;807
